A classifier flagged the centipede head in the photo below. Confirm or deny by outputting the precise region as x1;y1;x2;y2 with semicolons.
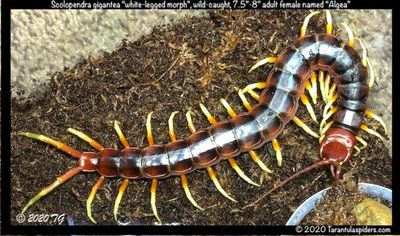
320;127;356;180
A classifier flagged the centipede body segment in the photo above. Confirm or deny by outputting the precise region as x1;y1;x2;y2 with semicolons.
17;10;388;224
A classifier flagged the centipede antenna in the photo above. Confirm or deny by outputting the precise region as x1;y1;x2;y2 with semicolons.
114;120;130;148
365;109;387;135
360;124;384;141
207;167;237;202
86;175;105;224
323;93;339;117
113;179;129;222
170;111;204;210
181;175;205;210
201;101;260;187
355;136;368;149
325;10;333;35
318;71;327;103
300;11;320;37
248;57;277;73
300;95;318;123
238;89;253;111
320;107;338;132
292;116;319;138
19;132;82;158
22;166;82;214
340;22;354;48
244;159;331;209
150;179;162;223
67;128;105;152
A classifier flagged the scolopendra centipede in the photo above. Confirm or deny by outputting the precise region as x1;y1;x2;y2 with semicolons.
15;10;388;225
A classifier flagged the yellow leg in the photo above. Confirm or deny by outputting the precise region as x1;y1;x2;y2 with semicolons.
22;167;82;214
248;57;277;73
300;95;318;123
67;128;104;152
19;132;81;158
327;83;337;101
365;109;387;135
300;11;320;37
271;139;282;167
86;175;105;224
318;71;327;104
113;179;129;222
146;111;155;145
323;74;332;104
292;116;320;138
319;120;334;143
242;82;267;93
359;38;368;67
181;175;205;211
169;111;204;210
186;109;238;201
306;71;318;104
320;107;338;133
341;22;354;48
206;167;237;202
353;146;361;156
150;179;161;223
200;102;260;187
323;93;339;117
114;120;130;148
325;10;333;35
238;89;254;111
355;136;368;150
360;124;384;141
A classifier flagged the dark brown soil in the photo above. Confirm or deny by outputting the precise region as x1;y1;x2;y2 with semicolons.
10;10;392;225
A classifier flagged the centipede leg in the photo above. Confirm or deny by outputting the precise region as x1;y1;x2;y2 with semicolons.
146;112;161;223
360;124;384;141
300;11;320;37
365;109;388;134
241;82;267;102
86;175;105;223
300;94;318;123
323;93;339;117
22;166;82;214
19;132;81;158
199;103;259;186
292;116;320;138
168;111;204;211
341;22;355;48
323;74;332;105
248;57;277;73
112;121;131;222
67;128;105;151
320;107;338;133
355;136;368;150
319;120;333;143
305;71;318;105
325;10;333;35
186;109;237;202
318;71;327;104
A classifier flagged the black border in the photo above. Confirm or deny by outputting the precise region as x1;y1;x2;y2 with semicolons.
2;0;398;234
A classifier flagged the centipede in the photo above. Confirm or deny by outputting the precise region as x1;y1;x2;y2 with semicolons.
17;10;388;224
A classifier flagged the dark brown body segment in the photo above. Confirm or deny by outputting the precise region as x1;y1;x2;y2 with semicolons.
90;33;369;179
